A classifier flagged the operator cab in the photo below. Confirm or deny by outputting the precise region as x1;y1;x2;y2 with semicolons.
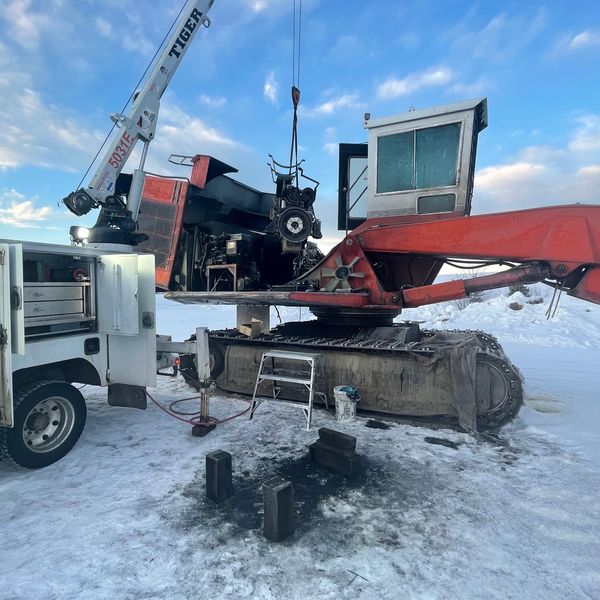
338;97;487;229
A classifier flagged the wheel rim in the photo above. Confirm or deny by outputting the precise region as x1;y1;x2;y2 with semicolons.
22;396;76;454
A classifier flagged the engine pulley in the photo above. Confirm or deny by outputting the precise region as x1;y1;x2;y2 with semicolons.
277;207;313;243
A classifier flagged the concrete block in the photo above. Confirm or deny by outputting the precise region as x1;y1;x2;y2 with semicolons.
262;477;295;542
317;427;357;453
206;450;233;503
309;440;360;478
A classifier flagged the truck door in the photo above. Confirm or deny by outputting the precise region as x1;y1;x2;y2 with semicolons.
97;253;157;388
0;244;13;427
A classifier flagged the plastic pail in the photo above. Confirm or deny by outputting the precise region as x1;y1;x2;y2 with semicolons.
334;385;360;423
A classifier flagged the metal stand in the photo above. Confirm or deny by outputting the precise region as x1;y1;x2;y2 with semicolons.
250;350;326;430
157;327;214;435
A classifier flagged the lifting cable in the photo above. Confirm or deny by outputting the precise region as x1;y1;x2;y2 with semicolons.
288;0;303;185
71;0;189;196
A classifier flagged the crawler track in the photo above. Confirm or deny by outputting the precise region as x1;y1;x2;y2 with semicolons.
180;324;523;432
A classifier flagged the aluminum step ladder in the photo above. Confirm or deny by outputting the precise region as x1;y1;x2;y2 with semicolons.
249;350;327;430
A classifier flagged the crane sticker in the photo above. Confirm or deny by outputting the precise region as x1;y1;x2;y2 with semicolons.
168;8;203;58
108;131;134;170
137;108;157;130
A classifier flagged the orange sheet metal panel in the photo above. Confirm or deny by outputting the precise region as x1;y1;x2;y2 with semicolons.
138;176;189;290
568;267;600;305
358;205;600;268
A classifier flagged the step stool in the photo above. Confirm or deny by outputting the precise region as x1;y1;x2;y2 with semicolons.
249;350;327;430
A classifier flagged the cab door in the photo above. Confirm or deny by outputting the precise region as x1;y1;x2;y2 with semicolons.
338;143;368;231
0;244;13;427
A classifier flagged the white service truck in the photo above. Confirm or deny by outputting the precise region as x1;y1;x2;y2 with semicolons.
0;0;215;467
0;242;159;467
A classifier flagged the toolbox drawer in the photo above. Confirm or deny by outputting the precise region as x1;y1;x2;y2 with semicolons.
24;284;84;302
25;300;84;318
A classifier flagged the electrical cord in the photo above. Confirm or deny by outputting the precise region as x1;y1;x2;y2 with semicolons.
145;389;251;428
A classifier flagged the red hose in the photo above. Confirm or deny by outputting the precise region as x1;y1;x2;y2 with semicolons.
145;390;250;428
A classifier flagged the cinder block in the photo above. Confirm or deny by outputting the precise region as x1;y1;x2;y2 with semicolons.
262;477;295;542
309;440;360;478
206;450;233;503
318;427;357;453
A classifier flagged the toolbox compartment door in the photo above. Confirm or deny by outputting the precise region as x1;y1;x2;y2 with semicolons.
97;254;140;336
0;244;13;427
105;254;157;388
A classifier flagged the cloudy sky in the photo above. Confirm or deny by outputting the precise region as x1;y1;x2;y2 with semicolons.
0;0;599;246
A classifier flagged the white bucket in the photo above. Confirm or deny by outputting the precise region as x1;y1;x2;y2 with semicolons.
334;386;359;423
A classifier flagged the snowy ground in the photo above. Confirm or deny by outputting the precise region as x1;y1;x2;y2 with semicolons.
1;289;600;599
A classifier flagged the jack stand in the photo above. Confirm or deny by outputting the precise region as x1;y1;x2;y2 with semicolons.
192;383;216;437
191;327;217;437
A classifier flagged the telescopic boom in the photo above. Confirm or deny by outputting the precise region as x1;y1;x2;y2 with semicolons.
63;0;214;226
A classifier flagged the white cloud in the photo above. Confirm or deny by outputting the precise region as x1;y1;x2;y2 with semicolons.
245;0;291;13
139;99;243;175
577;165;600;177
0;59;105;172
250;0;269;11
323;126;338;155
2;0;47;50
551;30;600;57
447;77;491;98
451;9;546;64
477;162;546;191
570;30;600;50
473;116;600;212
199;94;227;109
377;67;452;100
263;71;278;105
568;115;600;152
324;142;338;156
303;93;365;117
0;34;128;174
95;17;115;39
0;189;52;227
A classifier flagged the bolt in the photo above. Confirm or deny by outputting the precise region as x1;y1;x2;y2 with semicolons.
346;239;353;246
557;264;566;272
391;294;401;304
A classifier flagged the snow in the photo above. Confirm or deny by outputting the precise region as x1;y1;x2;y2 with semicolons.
1;290;600;599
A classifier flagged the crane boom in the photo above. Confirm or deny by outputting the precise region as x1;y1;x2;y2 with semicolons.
63;0;215;227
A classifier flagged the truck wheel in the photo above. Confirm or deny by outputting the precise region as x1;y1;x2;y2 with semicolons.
0;380;87;469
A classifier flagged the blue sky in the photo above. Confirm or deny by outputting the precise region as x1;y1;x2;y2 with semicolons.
0;0;599;247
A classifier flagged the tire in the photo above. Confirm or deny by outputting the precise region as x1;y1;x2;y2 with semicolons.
179;338;225;391
0;380;87;469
